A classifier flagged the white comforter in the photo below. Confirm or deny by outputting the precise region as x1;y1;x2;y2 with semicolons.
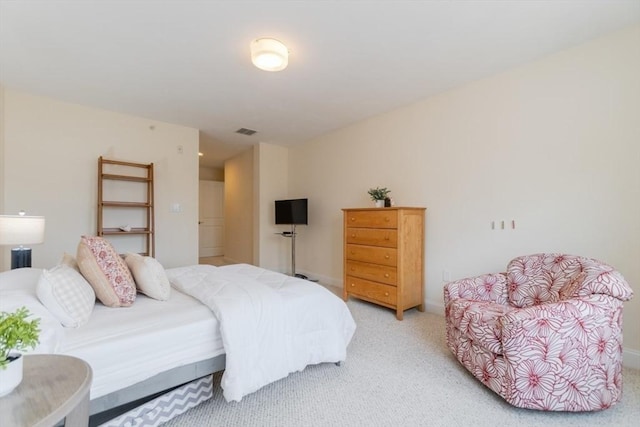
166;264;356;402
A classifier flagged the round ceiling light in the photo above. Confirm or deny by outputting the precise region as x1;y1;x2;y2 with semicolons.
251;38;288;72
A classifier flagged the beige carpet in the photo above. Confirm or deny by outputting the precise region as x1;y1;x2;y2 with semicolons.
163;298;639;427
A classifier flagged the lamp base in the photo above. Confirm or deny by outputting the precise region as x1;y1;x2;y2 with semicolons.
11;248;32;269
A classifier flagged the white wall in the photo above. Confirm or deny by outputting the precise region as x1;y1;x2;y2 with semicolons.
0;86;5;272
254;143;290;272
1;90;200;269
224;147;254;264
199;165;224;181
288;26;640;361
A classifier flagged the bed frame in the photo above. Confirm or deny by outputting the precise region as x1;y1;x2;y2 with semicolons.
89;354;226;424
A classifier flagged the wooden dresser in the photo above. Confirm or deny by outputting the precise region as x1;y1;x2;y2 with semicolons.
342;207;426;320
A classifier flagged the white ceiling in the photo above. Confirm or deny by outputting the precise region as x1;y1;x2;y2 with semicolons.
1;1;639;168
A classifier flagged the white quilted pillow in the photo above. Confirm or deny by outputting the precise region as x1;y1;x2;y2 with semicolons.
36;265;96;328
125;253;171;301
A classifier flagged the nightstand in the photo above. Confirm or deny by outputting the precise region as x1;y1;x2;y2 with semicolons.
0;354;92;427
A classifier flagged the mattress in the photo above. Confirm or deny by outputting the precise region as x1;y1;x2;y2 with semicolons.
0;267;224;401
60;288;223;399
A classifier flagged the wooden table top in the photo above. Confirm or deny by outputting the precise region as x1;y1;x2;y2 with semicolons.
0;354;92;427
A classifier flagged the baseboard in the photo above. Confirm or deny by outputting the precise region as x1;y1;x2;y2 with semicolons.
295;274;640;370
624;348;640;370
424;300;445;315
294;269;342;288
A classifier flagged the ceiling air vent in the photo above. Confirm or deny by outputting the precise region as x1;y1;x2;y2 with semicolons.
236;128;257;136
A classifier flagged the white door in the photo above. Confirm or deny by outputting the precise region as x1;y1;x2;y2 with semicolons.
199;180;224;257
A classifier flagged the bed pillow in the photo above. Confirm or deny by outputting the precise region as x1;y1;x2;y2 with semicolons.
36;264;95;328
60;252;80;272
0;267;43;293
125;253;171;301
0;292;65;354
77;235;136;307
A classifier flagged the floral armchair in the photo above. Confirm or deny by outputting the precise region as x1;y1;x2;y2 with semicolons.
443;253;634;411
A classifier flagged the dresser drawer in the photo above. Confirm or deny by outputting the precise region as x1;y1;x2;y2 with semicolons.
345;276;397;306
345;210;397;229
345;244;397;266
346;227;397;248
345;260;397;286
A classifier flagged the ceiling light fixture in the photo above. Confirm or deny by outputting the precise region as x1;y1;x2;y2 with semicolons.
251;38;288;72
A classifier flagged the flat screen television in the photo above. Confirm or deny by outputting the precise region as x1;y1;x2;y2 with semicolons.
275;198;308;225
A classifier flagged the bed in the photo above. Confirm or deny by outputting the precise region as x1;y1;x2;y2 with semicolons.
0;262;356;422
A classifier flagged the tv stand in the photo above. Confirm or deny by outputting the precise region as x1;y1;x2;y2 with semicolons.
278;224;299;277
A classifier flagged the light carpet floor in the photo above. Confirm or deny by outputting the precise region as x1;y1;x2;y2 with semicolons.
163;298;640;427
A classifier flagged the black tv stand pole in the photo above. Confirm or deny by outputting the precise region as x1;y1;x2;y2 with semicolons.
278;224;307;279
289;224;297;277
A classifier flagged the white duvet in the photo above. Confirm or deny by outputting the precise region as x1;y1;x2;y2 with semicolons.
166;263;356;402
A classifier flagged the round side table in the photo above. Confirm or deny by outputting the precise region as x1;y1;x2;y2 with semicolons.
0;354;92;427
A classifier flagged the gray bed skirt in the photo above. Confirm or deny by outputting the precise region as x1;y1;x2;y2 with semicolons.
89;354;226;423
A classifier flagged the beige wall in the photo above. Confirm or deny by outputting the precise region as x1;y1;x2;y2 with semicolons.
254;143;290;272
288;26;640;364
0;86;5;271
1;90;200;269
199;165;224;181
224;147;254;264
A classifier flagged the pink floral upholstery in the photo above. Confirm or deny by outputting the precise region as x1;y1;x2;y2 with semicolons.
444;253;634;411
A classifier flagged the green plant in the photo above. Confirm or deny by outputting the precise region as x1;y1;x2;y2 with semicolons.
368;187;391;201
0;307;40;369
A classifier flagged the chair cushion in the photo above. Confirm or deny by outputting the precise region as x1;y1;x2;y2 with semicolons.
558;272;587;300
507;254;584;307
507;253;634;307
446;299;511;354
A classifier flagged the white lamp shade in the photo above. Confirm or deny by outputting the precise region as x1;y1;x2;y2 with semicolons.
251;38;288;72
0;215;46;246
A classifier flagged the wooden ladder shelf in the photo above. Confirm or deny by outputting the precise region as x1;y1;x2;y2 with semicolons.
97;156;155;256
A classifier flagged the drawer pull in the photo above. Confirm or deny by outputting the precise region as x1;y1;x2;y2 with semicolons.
384;292;389;296
384;236;390;240
350;217;356;222
384;254;390;259
351;283;355;287
384;273;390;278
384;217;390;222
351;267;355;271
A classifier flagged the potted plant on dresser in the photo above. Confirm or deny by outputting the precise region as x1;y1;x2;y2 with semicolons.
368;187;391;208
0;307;40;397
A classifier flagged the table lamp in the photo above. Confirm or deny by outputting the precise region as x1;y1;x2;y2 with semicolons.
0;211;45;269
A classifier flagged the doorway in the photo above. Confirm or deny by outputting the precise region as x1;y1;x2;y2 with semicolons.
199;180;224;257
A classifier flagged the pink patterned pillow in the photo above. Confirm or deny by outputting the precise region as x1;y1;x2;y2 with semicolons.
77;236;136;307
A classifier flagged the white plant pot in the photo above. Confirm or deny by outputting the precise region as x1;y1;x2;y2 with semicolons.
0;353;23;397
375;200;385;208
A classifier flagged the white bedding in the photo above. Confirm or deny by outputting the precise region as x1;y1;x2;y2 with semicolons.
167;263;356;402
0;268;223;400
0;264;356;405
60;290;223;399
